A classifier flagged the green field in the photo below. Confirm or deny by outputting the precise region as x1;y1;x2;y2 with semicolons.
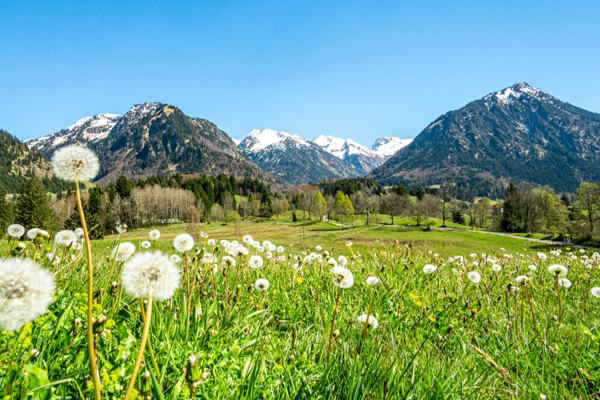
1;220;599;399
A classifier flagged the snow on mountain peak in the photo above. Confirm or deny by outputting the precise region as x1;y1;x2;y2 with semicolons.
312;135;381;159
240;129;311;152
484;82;553;105
371;136;413;157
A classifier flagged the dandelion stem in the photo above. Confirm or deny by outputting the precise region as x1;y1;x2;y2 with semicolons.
327;286;341;361
524;285;538;334
556;277;562;324
357;287;374;354
124;297;153;400
75;181;101;400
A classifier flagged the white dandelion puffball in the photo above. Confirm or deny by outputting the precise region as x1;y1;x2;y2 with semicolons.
492;264;502;272
71;242;82;251
276;246;285;253
252;240;260;248
331;266;354;289
0;258;55;332
149;229;160;240
201;254;214;264
467;271;481;284
328;258;338;266
548;264;568;277
7;224;25;238
257;246;265;253
338;255;348;266
235;246;249;257
316;245;322;251
74;227;84;239
51;145;100;182
243;235;253;244
249;255;264;269
589;287;600;298
265;251;273;260
121;251;180;301
170;254;182;263
141;241;152;249
423;264;437;274
54;230;77;247
357;314;379;329
111;242;136;262
207;239;216;246
366;276;380;286
26;228;40;240
254;278;270;292
528;265;537;271
173;234;194;253
515;276;529;284
346;241;353;247
537;252;547;260
200;231;209;239
557;278;572;288
222;256;236;266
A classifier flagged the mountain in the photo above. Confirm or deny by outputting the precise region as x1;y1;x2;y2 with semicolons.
26;103;274;184
238;129;359;185
369;82;600;198
311;135;385;175
0;130;71;194
371;136;413;157
25;113;121;152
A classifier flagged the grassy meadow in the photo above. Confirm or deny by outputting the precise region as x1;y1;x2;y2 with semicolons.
2;217;600;399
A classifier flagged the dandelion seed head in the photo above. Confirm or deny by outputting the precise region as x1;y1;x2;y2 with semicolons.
558;278;572;288
74;228;84;239
7;224;25;238
423;264;437;274
234;246;249;257
316;245;322;251
337;255;348;266
254;278;270;292
173;234;194;253
548;264;568;277
0;258;55;332
170;254;182;263
54;230;77;247
121;251;180;301
242;235;253;244
26;228;40;240
467;271;481;284
207;239;216;246
276;246;285;253
528;265;537;271
357;314;379;329
249;255;264;269
590;287;600;298
111;242;136;262
222;256;236;266
492;264;502;272
141;241;151;249
149;229;160;240
51;145;99;182
515;275;529;284
366;276;380;286
331;266;354;289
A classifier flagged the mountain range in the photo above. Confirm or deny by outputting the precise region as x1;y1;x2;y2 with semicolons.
369;82;600;197
26;103;274;184
19;82;600;197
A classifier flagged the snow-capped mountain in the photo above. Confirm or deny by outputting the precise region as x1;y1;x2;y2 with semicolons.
369;82;600;196
311;135;385;174
238;129;358;185
25;113;121;151
25;103;273;183
371;136;413;158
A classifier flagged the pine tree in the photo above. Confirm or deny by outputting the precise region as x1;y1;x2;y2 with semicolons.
500;183;523;233
15;176;57;231
0;187;13;233
64;199;104;239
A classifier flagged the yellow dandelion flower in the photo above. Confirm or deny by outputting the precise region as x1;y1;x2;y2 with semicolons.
249;296;254;301
296;277;304;284
272;290;277;295
470;308;478;314
416;301;422;307
409;293;419;299
46;247;51;251
429;316;436;322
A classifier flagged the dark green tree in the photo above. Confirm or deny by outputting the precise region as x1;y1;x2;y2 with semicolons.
116;175;132;198
0;187;13;233
64;199;104;239
500;183;523;233
15;176;57;231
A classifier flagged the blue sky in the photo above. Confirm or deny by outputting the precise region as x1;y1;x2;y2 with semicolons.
1;0;599;146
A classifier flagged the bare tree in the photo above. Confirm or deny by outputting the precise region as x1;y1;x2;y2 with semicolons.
421;194;440;229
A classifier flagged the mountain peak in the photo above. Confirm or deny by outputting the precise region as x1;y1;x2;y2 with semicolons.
371;136;413;157
241;129;310;153
484;82;554;105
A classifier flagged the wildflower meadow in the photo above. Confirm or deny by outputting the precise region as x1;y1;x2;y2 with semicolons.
1;145;600;399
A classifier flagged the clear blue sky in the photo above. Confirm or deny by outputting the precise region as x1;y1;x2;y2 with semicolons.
1;0;599;146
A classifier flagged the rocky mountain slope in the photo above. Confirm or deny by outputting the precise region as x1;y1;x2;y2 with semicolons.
26;103;274;184
238;129;359;185
369;83;600;198
311;135;385;174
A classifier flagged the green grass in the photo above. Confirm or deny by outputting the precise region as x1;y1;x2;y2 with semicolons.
1;220;599;399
